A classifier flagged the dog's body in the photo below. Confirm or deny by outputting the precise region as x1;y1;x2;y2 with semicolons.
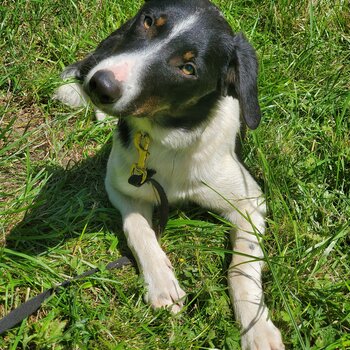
55;1;284;348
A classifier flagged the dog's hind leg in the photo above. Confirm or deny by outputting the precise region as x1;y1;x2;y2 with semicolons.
106;187;186;313
224;193;285;350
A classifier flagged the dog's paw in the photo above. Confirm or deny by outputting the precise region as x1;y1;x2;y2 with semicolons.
54;64;88;108
143;259;186;314
60;64;81;79
53;82;88;108
241;319;284;350
95;108;108;121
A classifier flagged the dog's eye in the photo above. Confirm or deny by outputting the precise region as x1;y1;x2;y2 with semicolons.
144;16;154;29
181;63;196;76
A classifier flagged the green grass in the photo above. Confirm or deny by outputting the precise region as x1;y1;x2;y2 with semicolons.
1;0;349;349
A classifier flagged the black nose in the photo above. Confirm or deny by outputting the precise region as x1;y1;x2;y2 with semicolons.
88;70;121;104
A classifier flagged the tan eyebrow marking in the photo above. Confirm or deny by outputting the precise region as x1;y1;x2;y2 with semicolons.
183;51;195;61
155;16;167;27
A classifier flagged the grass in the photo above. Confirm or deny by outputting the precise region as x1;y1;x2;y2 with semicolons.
0;0;349;349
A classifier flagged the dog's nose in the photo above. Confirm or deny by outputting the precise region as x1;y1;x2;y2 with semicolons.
88;70;121;104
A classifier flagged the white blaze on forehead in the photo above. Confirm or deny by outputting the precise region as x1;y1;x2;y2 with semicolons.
85;13;200;111
166;13;199;42
143;13;200;59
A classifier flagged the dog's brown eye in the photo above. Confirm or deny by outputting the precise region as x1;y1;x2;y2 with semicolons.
181;63;196;76
144;16;153;29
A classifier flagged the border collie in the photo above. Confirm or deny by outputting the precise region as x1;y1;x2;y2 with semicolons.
55;1;284;348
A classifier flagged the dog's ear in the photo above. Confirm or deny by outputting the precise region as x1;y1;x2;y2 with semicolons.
221;33;261;130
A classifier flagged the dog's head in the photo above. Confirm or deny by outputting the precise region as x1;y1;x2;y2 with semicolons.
58;0;261;129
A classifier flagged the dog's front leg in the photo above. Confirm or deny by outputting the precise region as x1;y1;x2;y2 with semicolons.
226;200;284;350
107;188;186;313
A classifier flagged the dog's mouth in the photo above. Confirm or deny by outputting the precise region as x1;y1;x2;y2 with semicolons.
87;92;168;121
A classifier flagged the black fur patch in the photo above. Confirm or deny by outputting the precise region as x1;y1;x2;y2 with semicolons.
156;91;220;129
117;118;132;148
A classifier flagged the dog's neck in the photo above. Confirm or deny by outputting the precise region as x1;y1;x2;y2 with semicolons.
130;117;207;149
118;92;223;150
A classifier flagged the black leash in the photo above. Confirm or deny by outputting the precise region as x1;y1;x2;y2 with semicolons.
128;174;169;237
0;256;132;335
0;173;169;336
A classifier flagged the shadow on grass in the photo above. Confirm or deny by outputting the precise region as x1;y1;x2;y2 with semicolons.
6;142;131;258
5;138;234;305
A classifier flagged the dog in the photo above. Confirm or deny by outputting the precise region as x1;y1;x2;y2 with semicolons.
54;0;285;348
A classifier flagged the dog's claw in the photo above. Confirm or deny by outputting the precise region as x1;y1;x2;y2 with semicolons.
241;319;285;350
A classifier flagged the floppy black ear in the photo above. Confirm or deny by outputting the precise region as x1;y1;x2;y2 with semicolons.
221;33;261;130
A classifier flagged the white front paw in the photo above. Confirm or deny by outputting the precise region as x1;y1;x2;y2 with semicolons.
95;108;108;121
241;319;284;350
143;259;186;314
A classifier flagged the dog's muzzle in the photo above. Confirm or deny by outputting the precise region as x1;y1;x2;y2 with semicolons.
88;69;122;104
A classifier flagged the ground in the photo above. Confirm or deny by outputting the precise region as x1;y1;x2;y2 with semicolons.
0;0;349;349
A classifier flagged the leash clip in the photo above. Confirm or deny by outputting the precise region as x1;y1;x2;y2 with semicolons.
129;132;150;186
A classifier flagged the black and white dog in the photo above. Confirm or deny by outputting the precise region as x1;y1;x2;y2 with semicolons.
55;0;284;348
